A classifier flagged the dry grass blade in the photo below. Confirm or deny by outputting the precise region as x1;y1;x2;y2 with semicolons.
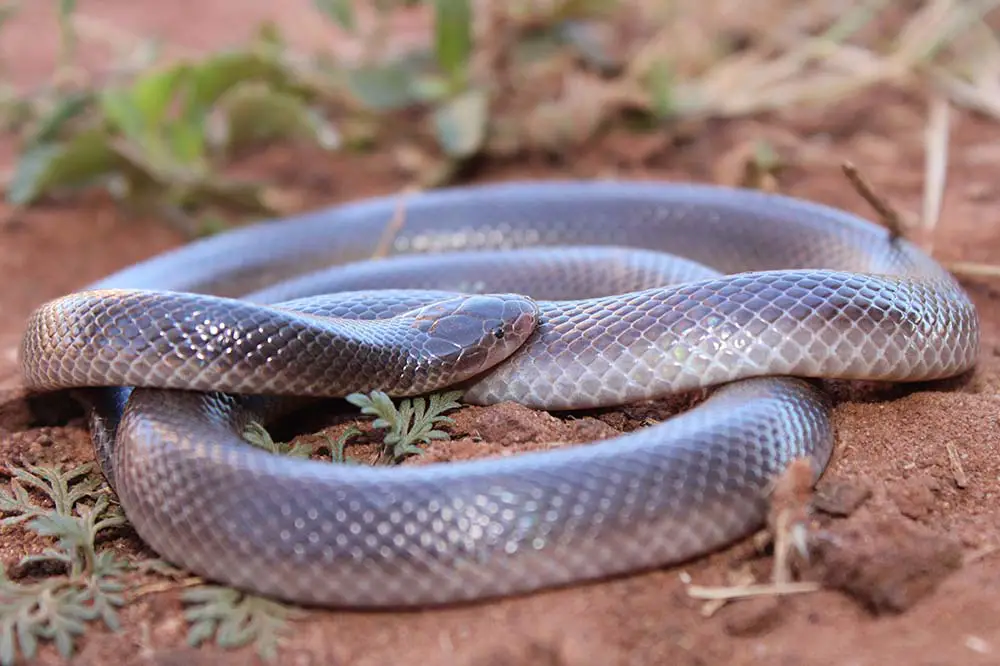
921;95;951;253
686;581;822;601
923;2;1000;118
946;261;1000;279
623;0;1000;121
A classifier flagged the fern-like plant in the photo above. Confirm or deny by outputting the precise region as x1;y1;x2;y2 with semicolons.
346;389;464;463
0;391;465;664
182;586;305;662
0;464;127;666
243;422;363;464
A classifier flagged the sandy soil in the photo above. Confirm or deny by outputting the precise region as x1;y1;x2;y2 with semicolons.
2;2;1000;665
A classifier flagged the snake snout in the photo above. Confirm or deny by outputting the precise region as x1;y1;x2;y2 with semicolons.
414;293;539;380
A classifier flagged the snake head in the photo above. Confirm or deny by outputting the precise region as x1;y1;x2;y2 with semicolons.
409;293;539;382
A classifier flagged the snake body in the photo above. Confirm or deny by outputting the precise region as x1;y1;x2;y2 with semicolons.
19;181;979;607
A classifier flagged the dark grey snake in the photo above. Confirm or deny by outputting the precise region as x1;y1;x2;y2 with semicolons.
18;180;980;608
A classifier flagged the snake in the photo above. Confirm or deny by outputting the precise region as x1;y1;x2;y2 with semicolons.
18;180;980;608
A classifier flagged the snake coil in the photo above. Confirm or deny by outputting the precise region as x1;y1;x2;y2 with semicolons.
20;181;979;607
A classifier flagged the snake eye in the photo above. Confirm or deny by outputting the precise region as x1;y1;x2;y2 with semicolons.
493;326;505;339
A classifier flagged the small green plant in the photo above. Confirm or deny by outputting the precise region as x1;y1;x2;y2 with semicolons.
182;586;305;662
346;389;463;463
243;422;363;464
243;390;465;466
2;0;647;231
0;464;128;666
243;422;317;459
6;32;337;233
0;390;460;665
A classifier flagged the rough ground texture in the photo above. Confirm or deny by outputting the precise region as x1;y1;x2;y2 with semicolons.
2;2;1000;666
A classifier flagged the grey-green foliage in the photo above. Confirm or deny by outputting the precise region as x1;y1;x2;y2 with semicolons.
0;461;308;664
6;26;337;228
182;586;305;662
243;421;316;459
0;464;127;666
243;390;464;466
432;0;473;90
243;421;363;464
346;389;463;463
4;0;644;224
312;0;355;32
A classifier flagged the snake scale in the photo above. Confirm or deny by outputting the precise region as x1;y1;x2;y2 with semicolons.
19;180;980;607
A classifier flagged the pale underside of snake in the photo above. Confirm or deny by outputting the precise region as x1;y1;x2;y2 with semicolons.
19;180;980;608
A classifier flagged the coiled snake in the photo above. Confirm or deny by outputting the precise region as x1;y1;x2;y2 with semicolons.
19;181;980;607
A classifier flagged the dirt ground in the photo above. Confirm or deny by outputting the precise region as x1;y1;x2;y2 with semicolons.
2;2;1000;666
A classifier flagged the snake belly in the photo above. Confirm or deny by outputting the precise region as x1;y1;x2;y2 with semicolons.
19;181;980;607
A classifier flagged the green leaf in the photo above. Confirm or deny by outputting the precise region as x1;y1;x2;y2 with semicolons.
164;119;208;168
6;131;123;206
242;422;313;458
6;144;62;206
313;0;355;31
0;481;38;525
128;65;189;130
28;513;90;551
6;464;100;517
98;88;147;143
132;558;188;580
187;51;290;116
24;91;94;147
325;427;362;464
0;466;125;666
213;82;338;152
432;87;488;158
182;586;304;662
101;66;211;172
345;63;420;111
433;0;473;87
645;59;675;119
18;551;71;575
347;389;464;463
0;571;119;666
408;73;451;104
186;619;216;646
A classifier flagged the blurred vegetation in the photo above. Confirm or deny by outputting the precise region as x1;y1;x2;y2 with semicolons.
0;0;993;234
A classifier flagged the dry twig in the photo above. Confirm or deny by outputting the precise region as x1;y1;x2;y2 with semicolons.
841;161;911;241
